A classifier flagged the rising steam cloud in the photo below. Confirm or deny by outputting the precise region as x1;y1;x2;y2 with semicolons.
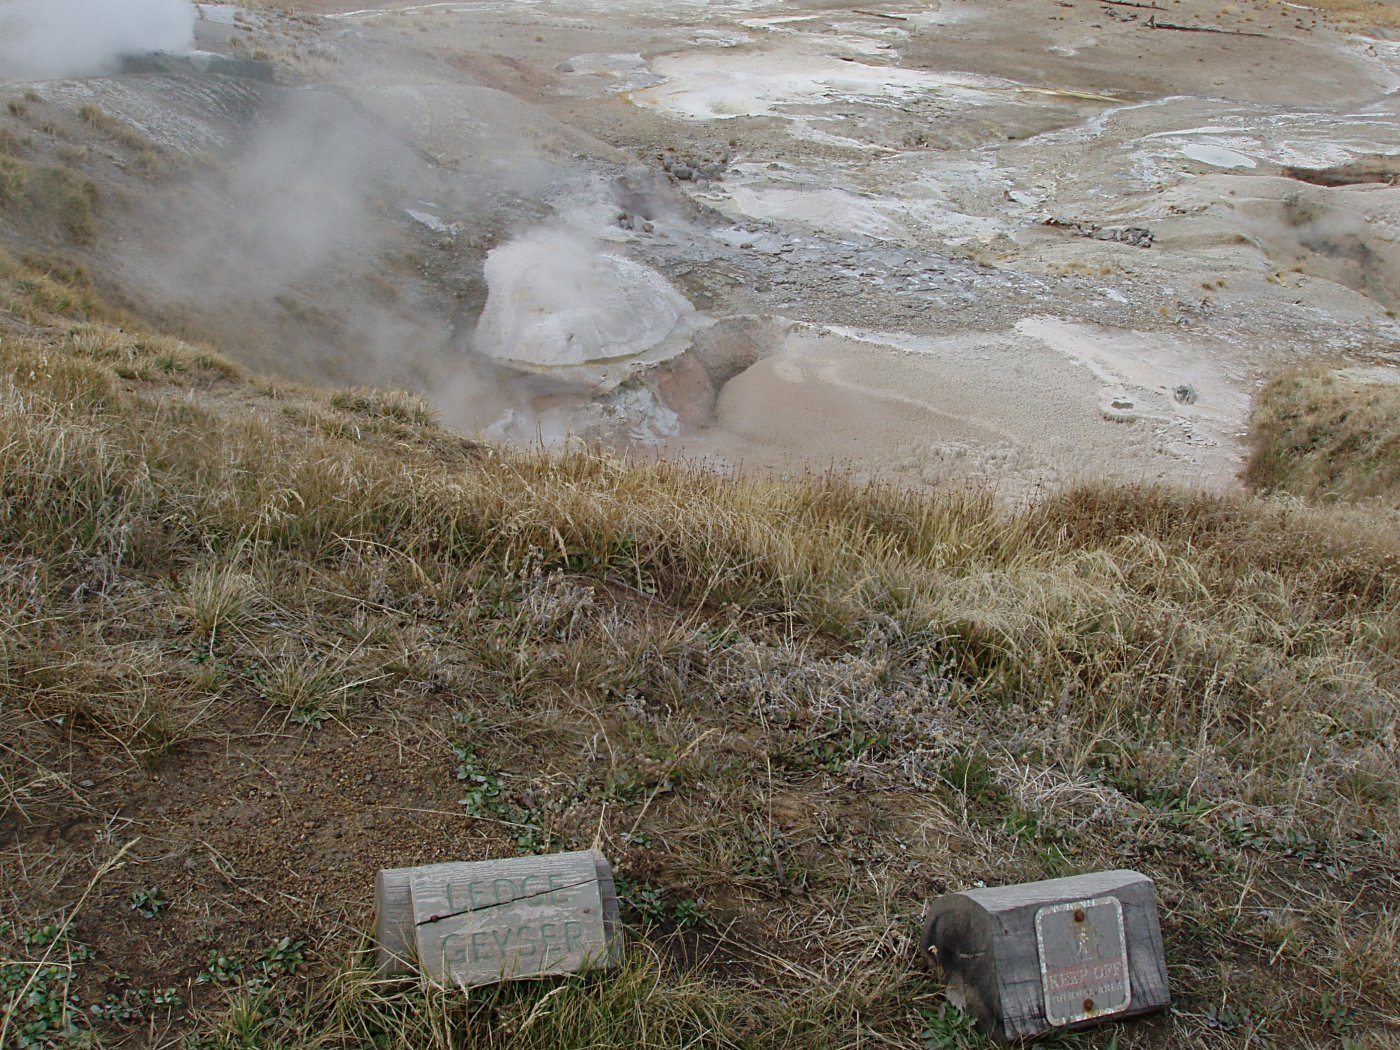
0;0;196;82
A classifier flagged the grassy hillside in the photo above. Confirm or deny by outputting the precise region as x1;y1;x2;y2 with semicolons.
1;252;1398;1049
1247;364;1400;506
1284;0;1400;30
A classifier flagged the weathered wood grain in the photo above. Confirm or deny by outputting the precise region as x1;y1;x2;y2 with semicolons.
374;862;464;975
374;851;621;987
921;869;1169;1042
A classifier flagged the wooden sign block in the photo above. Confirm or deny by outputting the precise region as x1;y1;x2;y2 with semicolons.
374;851;621;986
375;862;461;976
920;869;1169;1042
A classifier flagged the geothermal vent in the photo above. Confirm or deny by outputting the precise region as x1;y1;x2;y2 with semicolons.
476;228;694;371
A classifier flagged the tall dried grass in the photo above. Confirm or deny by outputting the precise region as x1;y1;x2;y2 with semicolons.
2;251;1398;1048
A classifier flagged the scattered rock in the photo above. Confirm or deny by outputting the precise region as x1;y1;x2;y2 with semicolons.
1097;226;1155;249
1101;395;1139;422
617;212;658;235
1173;383;1198;405
1043;217;1154;248
659;147;730;183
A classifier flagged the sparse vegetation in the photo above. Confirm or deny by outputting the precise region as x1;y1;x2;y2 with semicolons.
78;104;170;180
1246;364;1400;504
1280;0;1400;29
1;251;1399;1048
922;1002;983;1050
0;157;100;243
129;887;169;919
329;386;438;425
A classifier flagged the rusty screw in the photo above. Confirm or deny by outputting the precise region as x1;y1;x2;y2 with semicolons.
1083;997;1095;1012
1073;908;1086;922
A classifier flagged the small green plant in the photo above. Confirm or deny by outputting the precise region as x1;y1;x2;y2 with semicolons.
1316;992;1358;1035
698;623;742;650
671;897;711;929
797;717;891;773
620;879;668;925
257;937;306;979
197;937;305;997
1204;1003;1271;1038
732;823;809;890
515;821;549;855
1002;808;1075;863
603;769;651;806
89;985;183;1023
197;948;244;985
128;887;167;918
0;920;94;1049
452;741;506;815
618;879;711;929
922;1001;983;1049
448;738;549;845
288;703;329;728
1220;816;1344;875
20;923;63;947
939;752;997;799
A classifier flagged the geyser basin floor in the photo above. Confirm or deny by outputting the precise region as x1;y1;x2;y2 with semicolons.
665;321;1250;496
8;0;1399;497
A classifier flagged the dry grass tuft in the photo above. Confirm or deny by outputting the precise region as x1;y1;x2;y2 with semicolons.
78;103;171;180
329;386;438;426
0;157;100;243
176;560;266;641
1246;364;1400;504
19;642;212;761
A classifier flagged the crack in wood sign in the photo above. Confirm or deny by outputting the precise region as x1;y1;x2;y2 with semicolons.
921;869;1169;1041
375;851;622;987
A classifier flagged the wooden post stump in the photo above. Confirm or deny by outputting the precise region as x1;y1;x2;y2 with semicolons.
921;869;1169;1042
374;850;621;986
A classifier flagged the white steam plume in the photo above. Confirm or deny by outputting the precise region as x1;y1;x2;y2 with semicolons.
0;0;196;82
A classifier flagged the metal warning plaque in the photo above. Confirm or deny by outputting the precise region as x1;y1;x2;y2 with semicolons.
1035;896;1132;1027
